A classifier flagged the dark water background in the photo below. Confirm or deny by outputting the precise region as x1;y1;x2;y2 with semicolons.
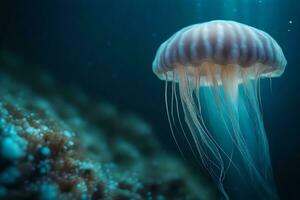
0;0;299;199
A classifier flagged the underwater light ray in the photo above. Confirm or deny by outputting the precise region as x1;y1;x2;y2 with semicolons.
153;20;286;199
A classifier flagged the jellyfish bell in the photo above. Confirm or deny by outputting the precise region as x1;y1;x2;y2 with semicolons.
153;20;286;85
153;20;286;199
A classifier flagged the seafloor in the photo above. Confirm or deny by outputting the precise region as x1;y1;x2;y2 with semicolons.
0;51;218;200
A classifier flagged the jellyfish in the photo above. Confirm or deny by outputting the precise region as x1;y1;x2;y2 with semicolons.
152;20;286;199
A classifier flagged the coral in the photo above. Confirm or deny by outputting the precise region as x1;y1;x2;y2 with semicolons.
0;51;218;200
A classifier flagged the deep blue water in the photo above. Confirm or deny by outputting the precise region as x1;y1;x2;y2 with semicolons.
0;0;299;199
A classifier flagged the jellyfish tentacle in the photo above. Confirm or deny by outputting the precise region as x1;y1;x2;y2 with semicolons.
165;77;185;157
178;66;232;192
197;64;242;181
179;67;224;173
173;71;202;164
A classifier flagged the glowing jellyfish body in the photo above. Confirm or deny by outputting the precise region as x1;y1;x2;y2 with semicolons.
153;20;286;199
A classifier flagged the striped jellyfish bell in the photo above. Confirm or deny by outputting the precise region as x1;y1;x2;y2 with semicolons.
153;20;286;87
